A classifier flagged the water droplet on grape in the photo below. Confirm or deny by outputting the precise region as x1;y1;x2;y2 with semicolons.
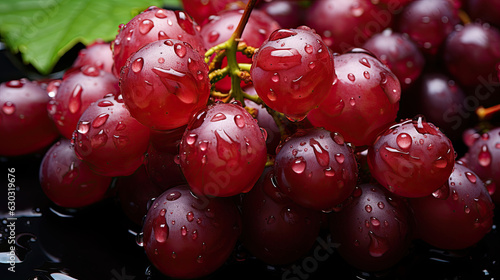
136;232;144;247
208;31;220;43
113;135;129;149
180;226;188;236
292;157;306;174
271;73;280;83
377;202;385;209
131;58;144;73
68;84;83;114
186;211;194;222
365;205;372;213
334;153;345;164
465;172;477;183
158;31;169;40
186;133;197;145
81;65;100;76
115;122;126;131
92;113;109;128
304;44;313;54
363;71;370;79
166;191;182;201
310;139;330;167
77;121;90;134
155;9;167;18
91;130;108;149
478;145;492;167
433;157;448;169
154;211;169;243
6;80;23;88
62;164;78;184
164;40;174;46
368;231;389;257
349;97;356;106
280;207;298;224
371;217;381;227
267;215;276;224
347;73;356;82
324;167;335;177
359;57;371;68
174;43;187;58
211;113;226;122
269;29;297;41
197;255;204;263
267;89;277;101
234;115;245;128
97;100;113;107
171;252;177;259
396;133;412;150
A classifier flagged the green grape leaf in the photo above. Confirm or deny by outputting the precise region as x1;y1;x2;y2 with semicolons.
0;0;182;75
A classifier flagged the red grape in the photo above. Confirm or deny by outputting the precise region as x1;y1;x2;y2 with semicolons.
241;169;322;265
308;49;401;147
179;102;267;197
250;26;335;121
40;138;112;208
112;6;206;76
330;183;413;271
274;128;358;211
367;116;455;198
120;39;210;130
73;94;150;177
409;161;494;250
142;185;241;279
0;79;59;156
72;40;114;73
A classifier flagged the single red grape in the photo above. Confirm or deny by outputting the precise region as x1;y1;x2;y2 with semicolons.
72;40;114;73
250;26;335;121
0;79;59;156
120;39;210;130
409;161;494;250
367;116;455;198
40;138;112;208
308;49;401;147
179;102;267;197
330;183;413;271
73;94;150;177
142;185;241;279
274;128;358;211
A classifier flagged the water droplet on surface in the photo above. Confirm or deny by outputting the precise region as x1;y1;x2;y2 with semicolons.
269;29;297;41
97;100;113;107
186;133;197;145
478;145;492;167
310;139;330;167
113;135;129;149
256;47;302;71
267;89;277;101
432;184;450;199
349;97;356;106
433;157;448;169
271;73;280;83
62;164;78;184
359;58;371;68
211;113;226;122
331;132;345;145
396;133;412;149
324;167;335;177
347;73;356;82
371;217;381;227
77;121;90;134
192;230;198;240
377;202;385;209
6;80;23;88
304;44;313;54
155;9;167;18
180;226;188;236
197;255;204;263
132;58;144;73
292;158;306;174
68;84;83;114
154;211;169;243
136;232;144;247
115;122;126;131
368;231;389;257
365;205;372;213
91;130;108;149
166;191;182;201
465;172;477;184
234;115;245;128
199;141;209;152
174;43;187;58
92;113;109;128
208;31;220;43
280;207;298;224
335;153;345;164
81;65;100;76
186;211;194;222
267;215;276;224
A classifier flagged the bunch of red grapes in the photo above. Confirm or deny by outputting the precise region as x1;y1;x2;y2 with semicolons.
2;0;500;278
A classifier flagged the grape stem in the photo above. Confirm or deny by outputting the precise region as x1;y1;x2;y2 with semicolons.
477;104;500;120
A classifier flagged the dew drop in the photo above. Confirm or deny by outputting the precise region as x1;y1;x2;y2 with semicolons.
92;113;109;128
115;122;126;131
478;145;492;167
396;133;412;149
208;31;220;43
171;252;177;259
174;43;187;58
331;132;345;145
166;191;182;201
292;158;306;174
158;31;169;40
271;73;280;83
464;205;471;214
199;141;209;152
234;115;245;128
62;163;78;184
359;57;371;68
334;153;345;164
197;255;204;263
180;226;188;236
267;215;276;224
132;58;144;73
68;84;83;114
371;217;381;227
211;112;226;122
432;184;450;200
6;80;23;88
136;232;144;247
269;29;297;41
158;57;165;63
304;44;313;54
267;89;277;101
363;71;370;79
186;133;197;145
349;97;356;106
465;172;477;184
433;157;448;169
77;121;90;134
347;73;356;82
365;205;372;213
91;130;108;149
81;65;100;76
192;230;198;240
308;61;316;69
155;9;167;18
368;231;389;257
97;100;113;107
377;202;385;209
324;167;335;177
154;211;169;243
186;211;194;222
113;135;129;149
310;139;330;167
